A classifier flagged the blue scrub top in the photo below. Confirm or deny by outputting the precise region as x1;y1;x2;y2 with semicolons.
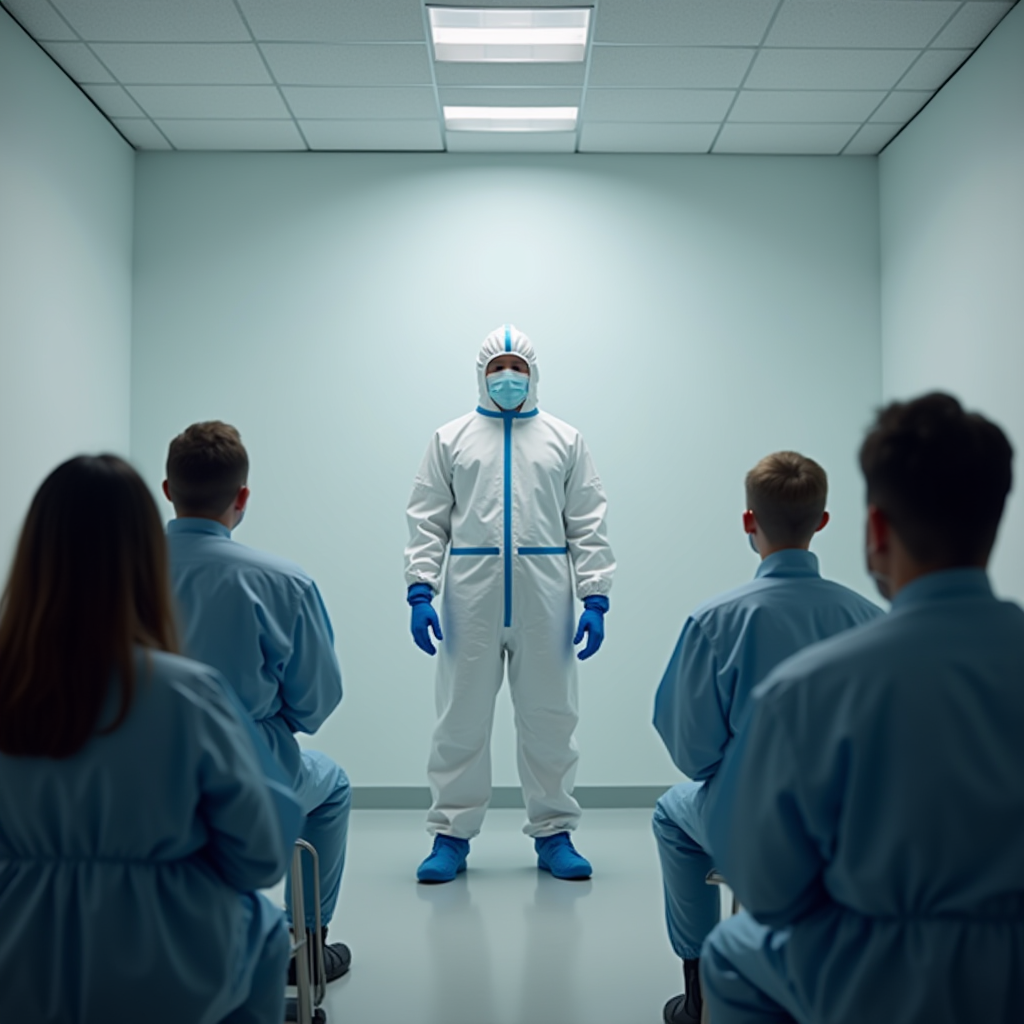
654;549;882;781
166;518;342;784
708;569;1024;1021
0;649;301;1021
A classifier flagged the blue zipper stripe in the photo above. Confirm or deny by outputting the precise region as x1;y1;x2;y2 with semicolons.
476;405;538;420
450;547;500;555
518;547;568;555
503;415;513;627
505;324;511;352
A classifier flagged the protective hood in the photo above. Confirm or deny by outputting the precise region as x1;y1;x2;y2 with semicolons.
476;324;539;414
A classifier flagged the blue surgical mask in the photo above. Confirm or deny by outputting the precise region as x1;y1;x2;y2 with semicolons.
487;369;530;411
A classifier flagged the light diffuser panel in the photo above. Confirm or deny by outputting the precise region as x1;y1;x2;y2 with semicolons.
443;106;579;131
428;7;591;63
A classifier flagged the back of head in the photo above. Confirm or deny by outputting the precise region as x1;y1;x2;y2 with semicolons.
860;392;1013;566
746;451;828;548
166;421;249;519
0;456;177;758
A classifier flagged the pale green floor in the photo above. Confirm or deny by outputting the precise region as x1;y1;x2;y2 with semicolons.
273;808;690;1024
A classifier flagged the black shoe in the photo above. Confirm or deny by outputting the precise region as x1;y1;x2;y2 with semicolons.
663;958;702;1024
287;928;351;986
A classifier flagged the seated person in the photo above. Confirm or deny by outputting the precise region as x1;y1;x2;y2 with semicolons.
703;393;1023;1024
652;451;882;1024
163;421;352;984
0;455;300;1024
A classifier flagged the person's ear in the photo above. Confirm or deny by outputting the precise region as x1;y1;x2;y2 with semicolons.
742;510;757;534
161;480;172;503
236;485;250;512
866;504;889;555
814;510;830;533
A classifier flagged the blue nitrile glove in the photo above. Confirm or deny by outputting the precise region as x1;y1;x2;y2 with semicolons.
408;583;443;656
573;595;609;661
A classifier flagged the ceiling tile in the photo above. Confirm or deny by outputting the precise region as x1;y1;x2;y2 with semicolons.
438;87;581;109
48;0;250;42
579;122;718;153
584;89;733;123
261;43;432;87
595;0;778;46
237;0;426;43
112;117;172;149
81;83;145;117
766;1;960;48
588;46;753;88
40;41;114;83
435;61;586;88
714;122;859;154
301;119;443;151
1;0;77;40
283;86;437;120
746;48;918;90
930;2;1013;47
126;85;290;119
842;122;903;155
869;90;933;122
156;118;306;150
445;130;577;153
90;43;271;84
730;89;885;123
897;48;971;90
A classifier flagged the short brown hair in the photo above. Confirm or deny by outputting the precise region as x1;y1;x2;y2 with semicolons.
745;451;828;547
860;393;1012;565
166;421;249;518
0;455;178;758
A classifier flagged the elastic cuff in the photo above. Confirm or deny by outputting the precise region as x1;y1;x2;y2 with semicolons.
407;583;434;605
583;595;610;613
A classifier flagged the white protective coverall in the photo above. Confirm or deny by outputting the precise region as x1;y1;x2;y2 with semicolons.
405;325;615;839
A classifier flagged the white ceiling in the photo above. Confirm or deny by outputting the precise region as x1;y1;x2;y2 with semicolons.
2;0;1016;154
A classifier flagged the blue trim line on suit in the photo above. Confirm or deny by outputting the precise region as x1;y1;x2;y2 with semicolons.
475;406;538;420
450;547;500;555
518;547;568;555
505;324;511;352
503;416;513;627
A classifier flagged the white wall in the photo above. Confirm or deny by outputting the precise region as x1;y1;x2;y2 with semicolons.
880;2;1024;603
131;152;882;788
0;8;134;578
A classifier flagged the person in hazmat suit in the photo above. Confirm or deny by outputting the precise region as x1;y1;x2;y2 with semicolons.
404;324;615;883
702;392;1024;1024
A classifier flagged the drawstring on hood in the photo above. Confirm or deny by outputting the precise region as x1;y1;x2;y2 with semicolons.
477;324;539;414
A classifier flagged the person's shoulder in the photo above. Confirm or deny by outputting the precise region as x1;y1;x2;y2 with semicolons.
690;576;771;622
813;577;885;617
220;537;313;587
757;612;893;699
436;411;478;437
533;409;578;437
141;649;229;707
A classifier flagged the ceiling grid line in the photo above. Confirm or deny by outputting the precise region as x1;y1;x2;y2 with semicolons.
420;0;449;152
2;0;1017;156
230;0;310;151
574;0;601;153
839;0;966;155
707;0;786;154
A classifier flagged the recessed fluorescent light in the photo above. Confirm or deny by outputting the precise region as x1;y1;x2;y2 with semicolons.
443;106;579;132
428;7;591;63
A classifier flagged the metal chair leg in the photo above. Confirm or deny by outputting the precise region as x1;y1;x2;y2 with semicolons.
285;840;327;1023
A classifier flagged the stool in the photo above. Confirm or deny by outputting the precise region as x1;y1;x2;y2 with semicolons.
702;870;740;1024
286;839;327;1024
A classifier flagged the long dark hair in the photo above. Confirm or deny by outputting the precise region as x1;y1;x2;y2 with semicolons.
0;455;178;758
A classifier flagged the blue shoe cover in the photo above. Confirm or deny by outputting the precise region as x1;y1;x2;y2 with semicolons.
417;834;469;883
535;832;592;880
